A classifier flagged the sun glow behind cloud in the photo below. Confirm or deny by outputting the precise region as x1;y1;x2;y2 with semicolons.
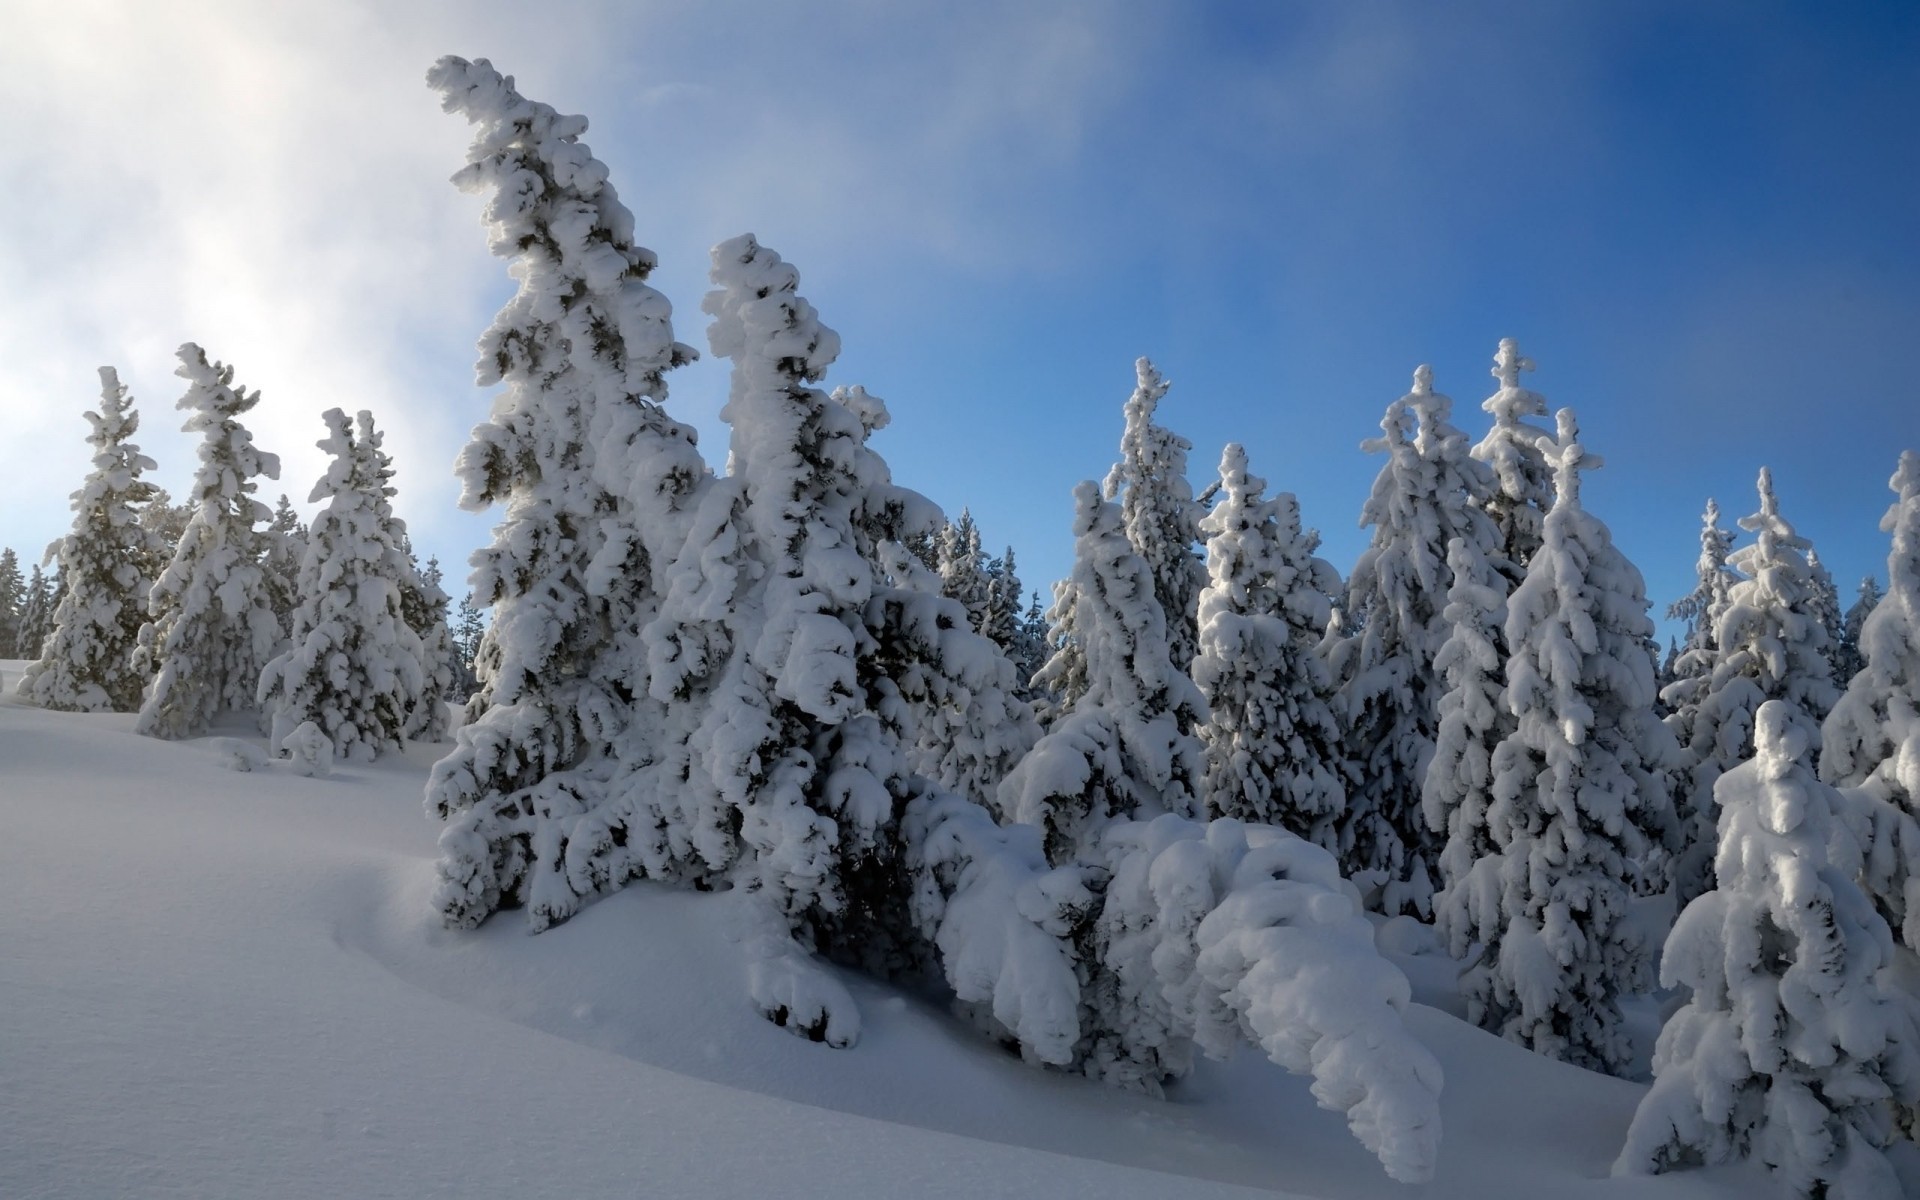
1;1;1915;626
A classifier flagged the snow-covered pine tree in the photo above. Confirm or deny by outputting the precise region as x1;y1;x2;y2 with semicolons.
17;368;168;711
1422;533;1515;956
1836;575;1881;689
137;486;193;551
1192;443;1344;843
262;494;306;632
258;409;426;760
132;345;283;739
1103;357;1206;674
1666;498;1740;657
1658;498;1741;896
983;546;1028;671
1462;408;1676;1074
16;563;51;661
1823;451;1920;949
1470;338;1555;580
1807;548;1846;681
936;508;991;635
421;57;707;932
1001;481;1207;864
639;234;1032;1014
0;548;23;656
1330;365;1498;917
449;591;484;699
1618;700;1920;1199
403;554;455;742
1668;468;1838;908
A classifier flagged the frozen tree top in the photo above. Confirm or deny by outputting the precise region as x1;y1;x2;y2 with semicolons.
1539;408;1600;509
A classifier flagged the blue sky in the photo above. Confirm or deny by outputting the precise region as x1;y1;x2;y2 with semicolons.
3;1;1915;640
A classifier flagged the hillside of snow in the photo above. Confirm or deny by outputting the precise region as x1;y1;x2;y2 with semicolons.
0;663;1819;1198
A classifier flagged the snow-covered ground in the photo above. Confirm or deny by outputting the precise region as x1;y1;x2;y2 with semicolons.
0;662;1789;1198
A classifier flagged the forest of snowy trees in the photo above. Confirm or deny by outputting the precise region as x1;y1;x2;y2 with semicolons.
6;56;1918;1198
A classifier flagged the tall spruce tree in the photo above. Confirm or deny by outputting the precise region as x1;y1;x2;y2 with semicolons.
936;509;991;635
1822;451;1920;949
1192;443;1344;843
1102;357;1206;675
422;56;707;931
1002;481;1206;864
258;409;426;760
403;554;455;742
1422;533;1516;956
1331;365;1498;917
1462;408;1675;1074
0;548;23;657
1668;469;1837;907
1619;701;1920;1199
132;345;283;739
1470;338;1555;580
18;368;167;711
1835;575;1881;689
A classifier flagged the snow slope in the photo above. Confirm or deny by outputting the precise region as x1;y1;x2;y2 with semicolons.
0;662;1774;1198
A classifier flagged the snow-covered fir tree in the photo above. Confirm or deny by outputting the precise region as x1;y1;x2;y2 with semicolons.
131;345;283;739
982;545;1029;674
402;554;455;742
258;409;426;760
421;56;707;932
1807;548;1846;684
1191;443;1344;843
261;494;307;633
936;508;991;634
138;486;193;551
1668;468;1837;908
1102;357;1206;674
1457;408;1675;1074
450;591;484;699
1835;575;1881;689
1822;450;1920;949
1001;481;1206;864
1666;498;1740;657
0;548;23;656
1470;338;1555;579
1618;701;1920;1199
1330;365;1498;916
1659;497;1741;898
639;233;1032;1006
16;563;54;661
1422;533;1516;956
17;368;167;712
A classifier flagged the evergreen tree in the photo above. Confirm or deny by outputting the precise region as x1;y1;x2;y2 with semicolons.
258;409;425;760
1835;575;1881;688
1001;481;1205;864
643;234;1032;997
1102;357;1206;674
450;591;485;699
982;546;1027;667
1822;451;1920;949
262;494;307;633
936;509;991;634
1807;547;1846;683
1658;498;1741;896
132;345;283;739
1192;443;1344;843
0;548;24;657
1619;701;1920;1199
1461;408;1675;1074
137;486;194;551
1330;365;1498;917
17;368;167;711
1422;533;1516;956
403;554;455;742
421;56;706;931
16;564;50;661
1470;338;1555;579
1668;469;1837;908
